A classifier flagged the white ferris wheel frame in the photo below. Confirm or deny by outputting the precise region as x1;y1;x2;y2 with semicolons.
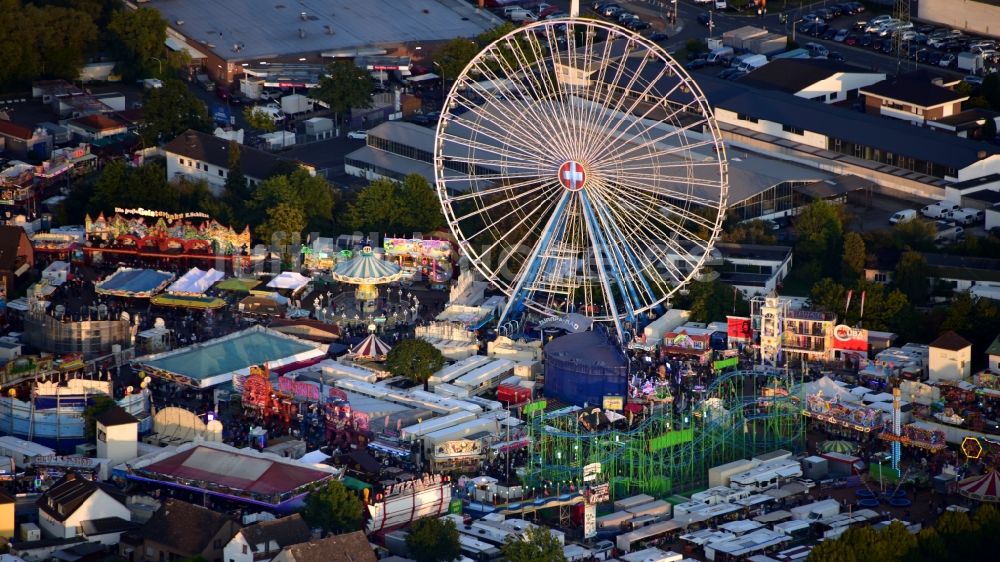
433;17;729;340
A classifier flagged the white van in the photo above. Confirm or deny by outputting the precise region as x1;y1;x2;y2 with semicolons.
715;0;728;9
503;7;535;22
921;201;960;219
945;207;985;225
707;46;735;64
889;209;917;225
737;54;768;72
934;221;965;243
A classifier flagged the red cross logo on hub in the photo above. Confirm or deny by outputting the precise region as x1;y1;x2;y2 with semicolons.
559;161;586;191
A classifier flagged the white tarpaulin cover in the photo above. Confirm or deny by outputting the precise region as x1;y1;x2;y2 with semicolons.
266;271;312;291
167;268;224;295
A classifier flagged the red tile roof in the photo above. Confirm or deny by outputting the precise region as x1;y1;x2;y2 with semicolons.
0;120;34;140
70;113;126;132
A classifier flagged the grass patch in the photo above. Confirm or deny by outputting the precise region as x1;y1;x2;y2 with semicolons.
215;278;261;292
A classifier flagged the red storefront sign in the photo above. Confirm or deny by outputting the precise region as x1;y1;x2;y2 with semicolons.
727;316;752;340
833;324;868;352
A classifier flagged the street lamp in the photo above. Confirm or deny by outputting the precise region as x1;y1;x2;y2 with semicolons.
150;57;163;75
791;19;804;42
432;61;446;103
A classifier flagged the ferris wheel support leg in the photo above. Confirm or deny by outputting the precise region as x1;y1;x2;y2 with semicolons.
587;193;658;321
578;193;629;340
497;192;572;330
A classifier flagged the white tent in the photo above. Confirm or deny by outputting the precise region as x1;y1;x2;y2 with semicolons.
799;375;857;403
167;268;224;295
266;271;312;292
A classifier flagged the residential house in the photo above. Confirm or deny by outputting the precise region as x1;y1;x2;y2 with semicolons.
927;107;1000;140
66;114;128;141
36;472;130;540
123;498;239;562
163;130;311;195
0;225;34;304
0;120;50;159
987;335;1000;372
860;74;968;125
928;331;973;382
271;532;376;562
865;250;1000;299
739;58;885;104
223;514;311;562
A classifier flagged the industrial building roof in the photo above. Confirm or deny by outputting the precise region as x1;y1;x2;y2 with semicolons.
153;0;499;61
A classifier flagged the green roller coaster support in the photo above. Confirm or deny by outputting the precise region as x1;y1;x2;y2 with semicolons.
524;369;806;500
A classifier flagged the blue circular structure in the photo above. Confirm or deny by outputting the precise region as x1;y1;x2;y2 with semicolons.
543;330;627;407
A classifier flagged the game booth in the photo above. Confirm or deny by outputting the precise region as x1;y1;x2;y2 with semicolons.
383;238;453;288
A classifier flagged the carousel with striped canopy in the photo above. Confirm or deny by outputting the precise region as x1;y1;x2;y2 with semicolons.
351;333;393;361
330;246;404;305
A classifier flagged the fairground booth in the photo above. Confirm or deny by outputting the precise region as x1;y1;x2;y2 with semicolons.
121;441;339;512
83;209;251;270
383;238;453;287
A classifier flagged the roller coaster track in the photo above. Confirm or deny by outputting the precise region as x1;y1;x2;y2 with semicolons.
524;369;805;495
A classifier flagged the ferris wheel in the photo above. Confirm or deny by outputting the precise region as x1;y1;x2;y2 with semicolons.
434;18;728;339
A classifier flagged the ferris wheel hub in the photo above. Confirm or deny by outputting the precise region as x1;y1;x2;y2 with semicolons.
558;160;588;192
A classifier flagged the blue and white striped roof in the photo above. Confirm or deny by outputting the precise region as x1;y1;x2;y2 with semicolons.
330;246;403;284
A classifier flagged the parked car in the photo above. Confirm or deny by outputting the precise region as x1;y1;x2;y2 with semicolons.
964;75;985;87
889;209;918;225
347;130;368;140
833;28;849;42
845;34;859;46
939;53;957;67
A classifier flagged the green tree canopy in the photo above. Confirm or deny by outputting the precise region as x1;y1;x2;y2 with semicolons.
91;160;175;214
721;219;777;245
501;526;567;562
108;6;169;79
223;140;249;216
312;60;373;124
841;231;866;284
399;174;445;232
300;479;364;534
794;201;845;281
405;517;461;562
346;175;442;234
893;219;937;251
140;80;212;145
436;38;480;82
82;395;116;440
894;250;930;304
678;280;749;323
259;202;306;264
243;106;277;132
385;339;445;391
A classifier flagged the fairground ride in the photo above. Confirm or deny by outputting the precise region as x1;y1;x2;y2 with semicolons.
522;368;804;499
434;17;728;341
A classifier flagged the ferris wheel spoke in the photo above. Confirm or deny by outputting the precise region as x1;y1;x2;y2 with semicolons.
595;127;716;171
467;182;564;258
585;193;665;308
593;175;719;243
572;38;625;158
443;97;555;162
584;179;704;277
589;105;708;166
439;114;545;162
492;35;581;159
453;180;558;224
445;177;549;203
546;24;592;158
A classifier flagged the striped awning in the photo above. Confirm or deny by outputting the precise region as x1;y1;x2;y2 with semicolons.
960;471;1000;502
330;246;402;284
351;333;392;360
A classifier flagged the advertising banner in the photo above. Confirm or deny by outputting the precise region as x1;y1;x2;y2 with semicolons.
727;316;752;340
833;325;868;352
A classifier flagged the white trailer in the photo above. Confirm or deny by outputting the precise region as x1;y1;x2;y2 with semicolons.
729;459;802;491
614;494;656;511
453;358;515;395
708;459;755;487
790;499;840;521
280;94;311;115
430;355;493;387
625;500;671;519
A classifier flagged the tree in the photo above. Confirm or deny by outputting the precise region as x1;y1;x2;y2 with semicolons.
894;251;930;304
288;168;336;232
91;159;129;213
82;395;116;440
224;140;249;215
721;219;777;245
436;38;480;83
385;339;445;391
501;526;566;562
300;479;363;534
982;73;1000;109
680;280;748;323
842;232;866;283
107;6;169;79
399;174;445;233
405;517;461;562
794;201;844;281
312;60;373;129
345;178;405;233
893;219;937;251
23;3;98;80
259;202;306;264
243;106;277;132
140;79;211;145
